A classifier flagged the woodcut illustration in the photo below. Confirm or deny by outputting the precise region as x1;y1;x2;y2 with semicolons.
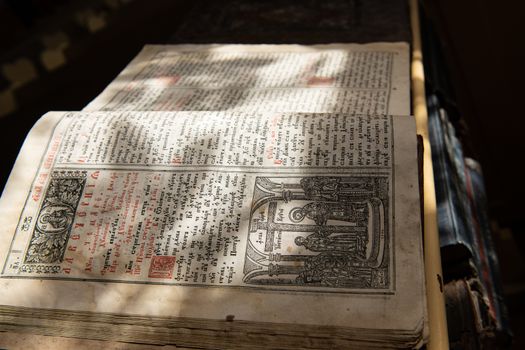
243;175;391;290
24;171;87;264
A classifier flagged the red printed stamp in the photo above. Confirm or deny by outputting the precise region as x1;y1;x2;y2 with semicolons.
148;256;176;279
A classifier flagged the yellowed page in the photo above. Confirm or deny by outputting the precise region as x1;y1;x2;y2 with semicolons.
84;43;409;115
0;111;423;334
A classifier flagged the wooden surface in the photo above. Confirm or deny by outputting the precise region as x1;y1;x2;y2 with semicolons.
409;0;449;349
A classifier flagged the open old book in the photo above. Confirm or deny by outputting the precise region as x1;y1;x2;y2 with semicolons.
0;44;427;349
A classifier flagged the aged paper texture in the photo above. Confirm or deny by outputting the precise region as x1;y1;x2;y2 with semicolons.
0;111;423;332
84;43;409;115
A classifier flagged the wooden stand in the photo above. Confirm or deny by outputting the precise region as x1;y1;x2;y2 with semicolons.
409;0;449;349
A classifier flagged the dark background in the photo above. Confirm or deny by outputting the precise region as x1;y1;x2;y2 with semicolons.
0;0;524;347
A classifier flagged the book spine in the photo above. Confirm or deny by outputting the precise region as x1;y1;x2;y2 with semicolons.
464;158;512;342
427;94;475;267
